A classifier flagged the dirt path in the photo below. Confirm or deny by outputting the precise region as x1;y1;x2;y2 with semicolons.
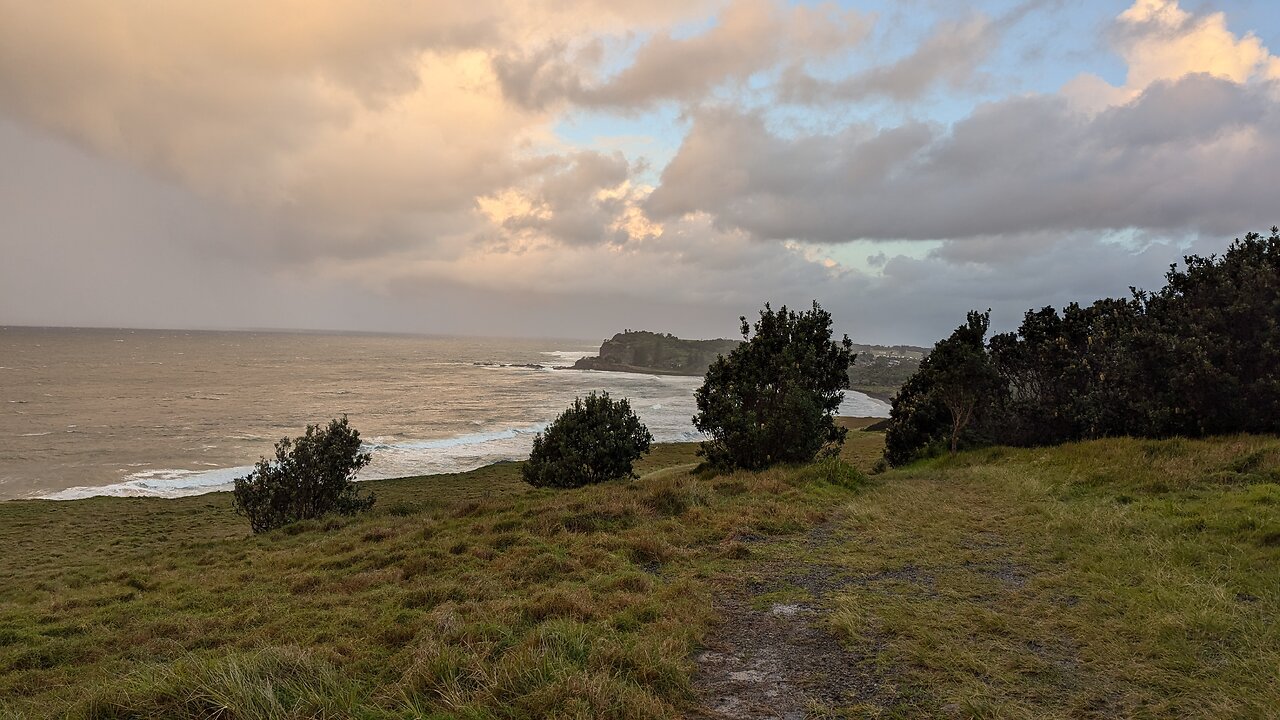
691;525;894;718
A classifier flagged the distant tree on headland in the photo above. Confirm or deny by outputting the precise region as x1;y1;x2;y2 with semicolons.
885;227;1280;464
523;392;653;488
694;301;856;471
233;416;375;533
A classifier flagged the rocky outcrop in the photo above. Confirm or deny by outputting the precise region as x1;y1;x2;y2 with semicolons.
571;331;740;376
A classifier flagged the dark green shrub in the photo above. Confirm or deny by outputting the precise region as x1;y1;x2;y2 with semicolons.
693;301;855;471
232;416;375;533
522;392;653;488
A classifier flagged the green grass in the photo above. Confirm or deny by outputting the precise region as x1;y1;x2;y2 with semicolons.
0;430;876;719
2;424;1277;718
802;435;1280;717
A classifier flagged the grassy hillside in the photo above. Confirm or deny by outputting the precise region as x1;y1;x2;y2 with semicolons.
1;426;1277;718
745;436;1280;717
0;429;880;719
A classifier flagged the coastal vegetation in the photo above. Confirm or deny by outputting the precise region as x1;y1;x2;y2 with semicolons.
694;301;856;471
569;331;739;376
887;228;1280;465
522;392;653;489
845;350;922;402
232;416;376;533
2;427;1277;717
3;233;1277;716
569;329;923;403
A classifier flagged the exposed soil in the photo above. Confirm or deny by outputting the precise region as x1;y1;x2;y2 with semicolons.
691;594;884;718
691;516;1054;717
690;525;896;718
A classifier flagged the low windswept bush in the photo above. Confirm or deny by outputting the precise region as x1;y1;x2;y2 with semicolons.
232;416;375;533
523;392;653;489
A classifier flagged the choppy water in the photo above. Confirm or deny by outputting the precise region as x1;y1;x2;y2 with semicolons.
0;327;889;500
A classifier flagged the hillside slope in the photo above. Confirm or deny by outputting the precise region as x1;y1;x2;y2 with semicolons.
1;428;1277;718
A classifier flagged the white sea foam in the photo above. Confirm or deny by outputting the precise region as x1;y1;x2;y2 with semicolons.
541;349;594;363
41;465;253;500
839;390;892;417
33;407;700;500
31;379;887;501
34;424;542;500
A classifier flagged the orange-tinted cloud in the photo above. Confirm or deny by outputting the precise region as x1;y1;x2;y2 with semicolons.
1064;0;1280;111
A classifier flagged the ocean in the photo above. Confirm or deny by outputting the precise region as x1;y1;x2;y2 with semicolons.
0;327;890;501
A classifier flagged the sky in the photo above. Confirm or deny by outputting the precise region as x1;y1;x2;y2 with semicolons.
2;0;1279;345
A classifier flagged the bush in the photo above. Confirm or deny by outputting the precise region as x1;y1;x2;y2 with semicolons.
693;301;856;471
232;416;375;533
522;392;653;488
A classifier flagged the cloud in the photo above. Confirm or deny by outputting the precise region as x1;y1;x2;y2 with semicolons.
1;0;1277;346
475;150;660;248
777;14;998;104
0;1;728;258
494;0;871;110
649;71;1279;243
1063;0;1280;110
774;0;1066;105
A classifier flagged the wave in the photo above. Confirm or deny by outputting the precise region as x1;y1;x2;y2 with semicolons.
38;423;558;500
541;350;595;363
34;390;885;502
41;465;253;500
365;424;547;453
839;391;892;417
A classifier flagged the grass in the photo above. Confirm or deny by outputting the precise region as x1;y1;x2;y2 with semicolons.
0;424;878;719
1;422;1277;718
794;435;1280;717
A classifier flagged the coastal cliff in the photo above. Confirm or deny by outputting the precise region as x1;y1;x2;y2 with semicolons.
571;331;739;376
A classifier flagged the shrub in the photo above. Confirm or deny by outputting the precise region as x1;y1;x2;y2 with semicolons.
232;416;375;533
522;392;653;488
693;301;856;471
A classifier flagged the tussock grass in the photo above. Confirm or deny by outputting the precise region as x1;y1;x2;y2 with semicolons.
5;422;1273;718
811;434;1280;717
0;433;876;718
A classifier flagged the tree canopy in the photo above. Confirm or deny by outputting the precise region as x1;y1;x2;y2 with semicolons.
694;301;856;471
886;227;1280;465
